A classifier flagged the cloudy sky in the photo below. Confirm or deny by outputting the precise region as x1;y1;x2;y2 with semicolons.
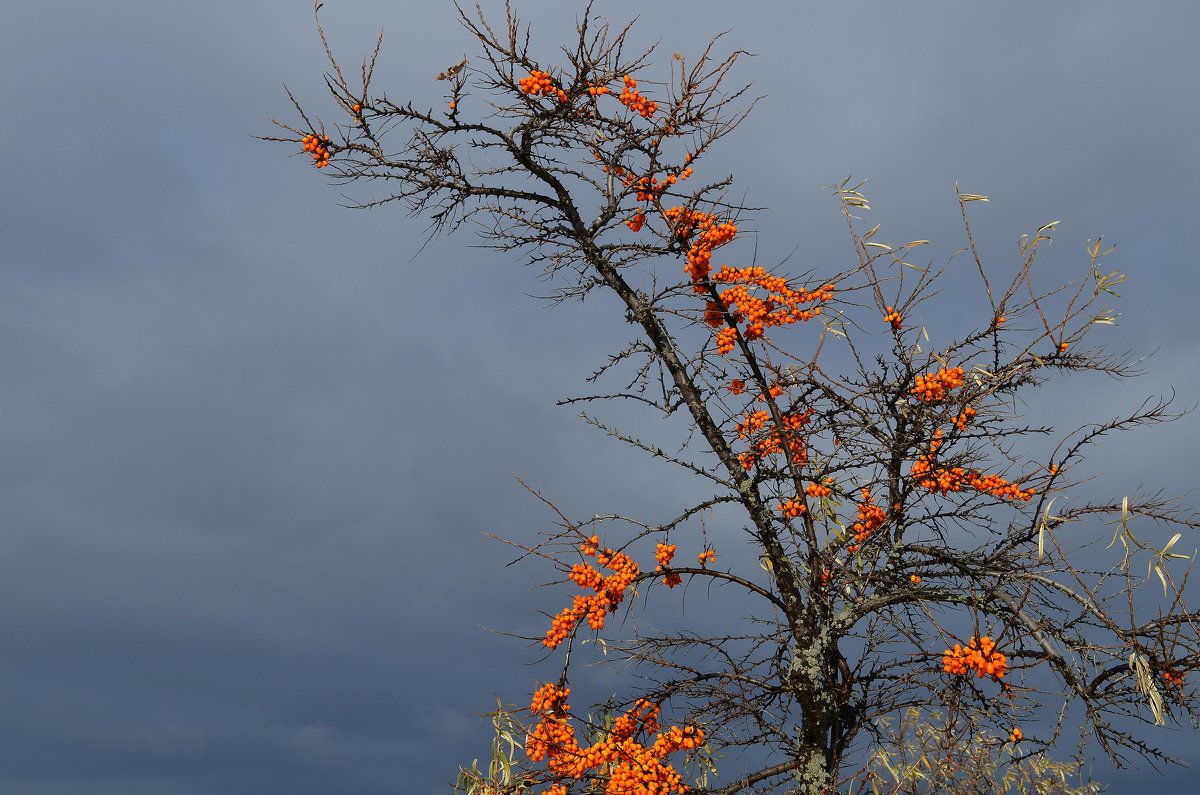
2;1;1198;793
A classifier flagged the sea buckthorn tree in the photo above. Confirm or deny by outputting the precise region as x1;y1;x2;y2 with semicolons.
265;3;1200;793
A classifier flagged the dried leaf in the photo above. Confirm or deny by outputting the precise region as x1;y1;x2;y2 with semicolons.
1154;562;1168;597
1038;498;1055;561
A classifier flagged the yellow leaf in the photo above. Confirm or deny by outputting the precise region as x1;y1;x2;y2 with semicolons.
1038;498;1057;561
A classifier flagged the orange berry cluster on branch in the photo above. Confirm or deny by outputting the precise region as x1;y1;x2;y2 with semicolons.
598;160;693;213
519;70;568;103
883;306;903;330
707;265;834;353
618;75;657;118
735;410;770;440
847;488;886;553
530;682;571;716
525;689;703;795
736;407;813;471
655;542;682;588
544;538;641;648
301;133;333;168
632;169;691;203
911;367;965;403
953;405;977;431
778;497;806;519
662;206;737;293
912;430;1035;501
1161;667;1184;689
942;635;1008;682
757;383;785;402
805;480;833;499
697;548;716;566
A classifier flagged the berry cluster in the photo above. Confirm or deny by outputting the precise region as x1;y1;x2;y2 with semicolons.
662;206;737;292
1161;668;1184;689
942;635;1008;682
655;543;681;588
778;497;806;519
735;410;770;440
883;306;903;330
544;537;640;648
697;548;716;566
618;74;657;118
301;133;333;168
594;156;692;213
912;430;1035;501
911;367;965;403
735;407;813;471
530;682;571;716
708;265;834;353
805;480;833;499
847;489;886;553
519;70;568;103
525;688;703;795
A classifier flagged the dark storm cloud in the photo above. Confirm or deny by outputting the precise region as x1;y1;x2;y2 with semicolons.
0;1;1196;793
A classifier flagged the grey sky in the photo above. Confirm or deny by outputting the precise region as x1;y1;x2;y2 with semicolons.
1;1;1198;792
